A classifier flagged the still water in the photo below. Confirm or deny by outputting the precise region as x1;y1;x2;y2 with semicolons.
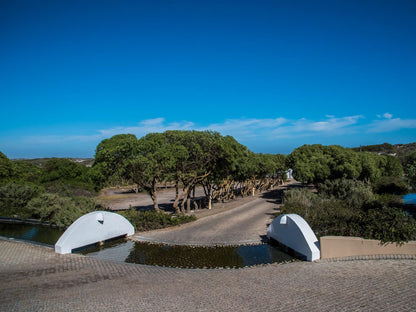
0;222;64;245
79;238;297;268
403;193;416;205
0;223;297;268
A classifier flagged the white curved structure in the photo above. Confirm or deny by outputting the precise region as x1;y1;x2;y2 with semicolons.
267;214;320;261
55;211;135;254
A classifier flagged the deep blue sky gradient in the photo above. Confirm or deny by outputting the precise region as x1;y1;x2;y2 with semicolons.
1;0;415;158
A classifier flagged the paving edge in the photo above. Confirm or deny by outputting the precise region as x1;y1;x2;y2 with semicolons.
132;235;262;247
317;254;416;262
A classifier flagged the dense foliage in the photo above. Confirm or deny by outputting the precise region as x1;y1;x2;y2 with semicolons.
403;151;416;188
284;144;415;243
0;155;101;226
93;130;287;212
281;179;416;243
0;131;287;228
2;138;415;241
287;144;403;185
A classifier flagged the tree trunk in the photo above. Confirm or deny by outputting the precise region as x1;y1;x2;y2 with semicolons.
180;184;191;213
152;192;159;212
173;180;181;214
186;195;191;213
192;187;198;210
151;179;159;212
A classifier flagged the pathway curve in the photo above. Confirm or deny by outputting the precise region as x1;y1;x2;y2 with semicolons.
133;182;295;246
1;239;415;311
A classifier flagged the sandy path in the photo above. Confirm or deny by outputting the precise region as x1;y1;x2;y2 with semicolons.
134;181;298;245
97;185;205;211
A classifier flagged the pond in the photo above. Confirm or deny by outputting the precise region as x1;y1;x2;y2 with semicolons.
78;238;298;268
0;222;298;268
403;193;416;205
0;222;65;246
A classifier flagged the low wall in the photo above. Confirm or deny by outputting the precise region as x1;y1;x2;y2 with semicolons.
320;236;416;259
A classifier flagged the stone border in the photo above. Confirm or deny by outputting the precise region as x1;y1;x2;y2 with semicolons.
318;254;416;262
132;235;263;247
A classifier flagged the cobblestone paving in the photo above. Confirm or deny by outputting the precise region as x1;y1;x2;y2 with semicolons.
1;239;415;311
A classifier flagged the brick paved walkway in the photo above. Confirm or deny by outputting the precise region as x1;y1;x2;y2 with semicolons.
1;238;415;311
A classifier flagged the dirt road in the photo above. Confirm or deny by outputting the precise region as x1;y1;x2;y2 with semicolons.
134;182;298;245
97;185;205;211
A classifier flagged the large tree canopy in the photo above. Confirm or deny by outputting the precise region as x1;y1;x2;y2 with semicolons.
93;134;139;185
288;144;404;185
93;131;288;212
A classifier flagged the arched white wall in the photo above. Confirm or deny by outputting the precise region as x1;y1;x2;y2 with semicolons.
267;214;320;261
55;211;135;254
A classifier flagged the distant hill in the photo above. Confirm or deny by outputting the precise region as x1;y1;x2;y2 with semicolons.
12;157;95;167
351;142;416;158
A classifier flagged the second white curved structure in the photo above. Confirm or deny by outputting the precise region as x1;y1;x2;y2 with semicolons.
267;214;320;261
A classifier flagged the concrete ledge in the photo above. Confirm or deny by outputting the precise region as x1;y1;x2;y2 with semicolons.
320;236;416;259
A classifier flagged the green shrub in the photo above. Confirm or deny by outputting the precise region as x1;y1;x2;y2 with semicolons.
39;158;96;191
118;209;197;231
43;181;96;197
0;182;45;217
25;193;100;227
374;176;409;195
11;161;42;183
317;179;374;210
359;206;416;243
280;187;416;243
0;151;14;182
281;188;359;237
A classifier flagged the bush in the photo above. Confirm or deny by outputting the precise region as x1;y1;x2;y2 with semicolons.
25;193;100;227
317;179;374;210
0;151;14;182
280;187;416;243
281;188;359;237
39;158;96;191
118;209;196;231
359;206;416;243
0;182;45;217
374;176;409;195
43;181;96;197
11;161;42;183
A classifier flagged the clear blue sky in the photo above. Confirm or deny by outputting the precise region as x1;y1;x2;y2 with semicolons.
1;0;415;158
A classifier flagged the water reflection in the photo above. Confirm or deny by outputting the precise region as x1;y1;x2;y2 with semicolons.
80;239;297;268
0;222;64;245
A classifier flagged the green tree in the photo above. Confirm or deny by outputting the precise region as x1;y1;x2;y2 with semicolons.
287;145;331;184
93;134;139;186
358;152;382;183
128;133;176;212
201;135;250;208
164;130;224;213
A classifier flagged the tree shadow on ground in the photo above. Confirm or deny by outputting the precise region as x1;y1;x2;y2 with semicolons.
129;195;208;214
260;182;314;205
